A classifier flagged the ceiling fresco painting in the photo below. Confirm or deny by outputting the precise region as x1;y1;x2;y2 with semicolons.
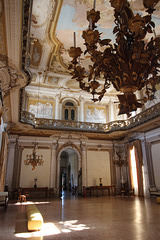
56;0;160;71
27;0;160;100
1;0;160;139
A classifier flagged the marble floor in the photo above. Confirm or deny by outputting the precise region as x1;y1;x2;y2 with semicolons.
0;194;160;240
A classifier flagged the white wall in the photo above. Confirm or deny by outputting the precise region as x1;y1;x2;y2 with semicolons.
87;150;111;186
20;148;51;188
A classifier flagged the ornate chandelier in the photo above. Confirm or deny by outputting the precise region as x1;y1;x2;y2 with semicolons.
69;0;160;117
24;143;44;170
113;151;128;168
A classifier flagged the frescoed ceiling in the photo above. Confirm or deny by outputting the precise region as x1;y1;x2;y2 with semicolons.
28;0;160;96
1;0;160;139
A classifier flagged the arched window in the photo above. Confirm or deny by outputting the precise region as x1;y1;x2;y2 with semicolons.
63;101;77;121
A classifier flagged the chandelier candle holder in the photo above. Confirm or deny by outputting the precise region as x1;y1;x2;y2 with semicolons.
24;143;44;170
69;0;160;117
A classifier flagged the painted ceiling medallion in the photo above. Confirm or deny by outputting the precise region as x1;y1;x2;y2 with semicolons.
69;0;160;117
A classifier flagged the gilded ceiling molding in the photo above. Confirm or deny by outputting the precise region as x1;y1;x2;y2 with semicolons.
48;0;69;73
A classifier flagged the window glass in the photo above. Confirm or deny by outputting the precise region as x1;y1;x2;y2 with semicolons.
71;109;75;120
65;109;68;120
65;102;74;106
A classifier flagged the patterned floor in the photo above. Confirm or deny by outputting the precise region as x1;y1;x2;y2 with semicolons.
0;194;160;240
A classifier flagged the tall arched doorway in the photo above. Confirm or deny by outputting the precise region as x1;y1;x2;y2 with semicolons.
58;147;81;198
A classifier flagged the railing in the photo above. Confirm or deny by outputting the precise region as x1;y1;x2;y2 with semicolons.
21;102;160;133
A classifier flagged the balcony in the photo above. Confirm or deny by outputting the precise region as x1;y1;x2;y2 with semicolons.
20;102;160;134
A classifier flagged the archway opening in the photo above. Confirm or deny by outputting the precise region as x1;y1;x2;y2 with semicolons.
60;148;79;198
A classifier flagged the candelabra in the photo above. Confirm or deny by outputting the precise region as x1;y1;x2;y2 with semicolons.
24;143;44;170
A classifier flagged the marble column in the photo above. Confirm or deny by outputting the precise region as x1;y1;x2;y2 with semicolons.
49;143;57;189
109;100;115;122
109;149;116;186
141;139;150;197
79;97;84;122
145;141;155;187
55;94;60;119
5;141;16;192
81;144;87;187
56;155;60;195
12;144;24;190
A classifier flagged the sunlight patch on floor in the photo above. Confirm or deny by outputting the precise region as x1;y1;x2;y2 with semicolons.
15;220;90;238
59;220;90;231
15;201;50;206
15;222;61;238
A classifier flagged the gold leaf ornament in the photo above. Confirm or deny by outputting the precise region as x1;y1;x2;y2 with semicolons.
82;30;100;45
110;0;128;12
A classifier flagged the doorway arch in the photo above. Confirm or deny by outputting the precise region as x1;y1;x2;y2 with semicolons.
57;144;81;197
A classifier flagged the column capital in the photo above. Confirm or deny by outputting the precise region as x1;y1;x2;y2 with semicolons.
51;143;58;151
8;141;16;149
81;143;86;151
79;96;84;102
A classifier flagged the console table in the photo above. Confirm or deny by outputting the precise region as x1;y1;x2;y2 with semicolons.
83;186;116;197
22;187;48;198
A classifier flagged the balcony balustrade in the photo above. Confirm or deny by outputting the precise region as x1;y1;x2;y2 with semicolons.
21;102;160;133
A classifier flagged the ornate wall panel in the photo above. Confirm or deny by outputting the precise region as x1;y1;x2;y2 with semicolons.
30;39;42;67
85;104;107;123
27;98;55;119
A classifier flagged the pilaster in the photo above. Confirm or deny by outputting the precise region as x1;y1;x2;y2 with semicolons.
49;143;58;189
81;143;87;187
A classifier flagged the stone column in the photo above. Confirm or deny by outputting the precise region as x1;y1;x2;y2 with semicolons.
56;155;61;196
109;149;116;186
49;143;57;189
55;94;60;119
81;143;87;187
79;97;84;122
109;100;115;122
5;141;16;192
141;139;150;197
145;141;155;187
12;144;24;190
